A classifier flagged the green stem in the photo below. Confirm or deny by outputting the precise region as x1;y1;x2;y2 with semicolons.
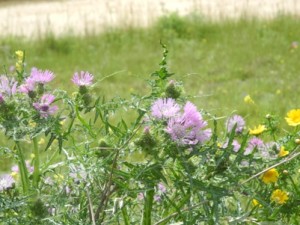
32;137;40;188
15;141;29;193
142;187;154;225
288;175;300;195
40;147;59;173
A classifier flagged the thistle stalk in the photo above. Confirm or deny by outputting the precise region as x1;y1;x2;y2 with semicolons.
15;141;29;193
32;137;40;188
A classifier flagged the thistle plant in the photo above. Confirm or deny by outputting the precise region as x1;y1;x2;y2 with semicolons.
0;47;300;224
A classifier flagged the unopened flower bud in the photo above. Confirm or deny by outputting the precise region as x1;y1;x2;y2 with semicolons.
295;139;300;144
266;114;272;119
283;170;289;175
165;80;181;99
135;127;157;155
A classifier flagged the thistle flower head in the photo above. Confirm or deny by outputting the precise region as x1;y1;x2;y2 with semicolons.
33;93;58;118
29;67;55;84
72;71;94;86
166;101;211;145
18;77;36;94
0;75;18;97
226;114;245;134
0;174;15;192
151;98;180;119
221;139;241;152
157;182;167;193
244;137;264;155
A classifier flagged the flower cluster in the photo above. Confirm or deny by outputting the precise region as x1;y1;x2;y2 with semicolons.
151;98;211;146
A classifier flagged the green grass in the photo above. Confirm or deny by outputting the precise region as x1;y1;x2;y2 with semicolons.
1;14;300;160
1;14;300;119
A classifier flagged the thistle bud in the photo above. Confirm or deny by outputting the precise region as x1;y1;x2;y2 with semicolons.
165;80;181;99
82;93;92;107
135;127;157;155
96;139;111;158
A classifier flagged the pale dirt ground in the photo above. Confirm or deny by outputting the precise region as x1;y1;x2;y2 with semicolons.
0;0;300;38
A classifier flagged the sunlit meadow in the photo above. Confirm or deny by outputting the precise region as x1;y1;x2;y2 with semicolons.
1;13;300;224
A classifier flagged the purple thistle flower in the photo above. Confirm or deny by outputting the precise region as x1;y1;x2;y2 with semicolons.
151;98;180;119
226;114;245;134
166;101;211;145
221;139;241;152
0;75;18;97
154;194;162;202
25;161;34;173
11;161;34;174
18;77;36;94
11;165;19;173
137;192;144;200
33;94;58;118
72;71;94;86
157;182;167;193
29;67;55;84
244;137;264;155
0;174;15;191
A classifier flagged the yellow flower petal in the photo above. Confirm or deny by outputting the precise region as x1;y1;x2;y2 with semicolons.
271;189;289;204
249;125;266;135
38;138;45;145
244;95;255;104
15;50;24;61
278;146;289;157
252;199;262;207
285;109;300;126
261;168;279;184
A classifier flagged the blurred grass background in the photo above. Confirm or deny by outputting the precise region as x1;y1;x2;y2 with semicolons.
0;13;300;169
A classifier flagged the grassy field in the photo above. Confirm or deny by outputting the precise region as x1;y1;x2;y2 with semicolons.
0;14;300;136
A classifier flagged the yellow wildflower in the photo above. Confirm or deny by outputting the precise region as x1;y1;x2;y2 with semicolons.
278;146;289;157
285;109;300;126
15;61;23;72
271;189;289;204
252;199;262;207
15;50;24;61
244;95;254;104
29;121;37;128
54;174;64;183
11;171;18;180
38;138;45;145
59;119;65;125
261;168;279;184
249;125;266;135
